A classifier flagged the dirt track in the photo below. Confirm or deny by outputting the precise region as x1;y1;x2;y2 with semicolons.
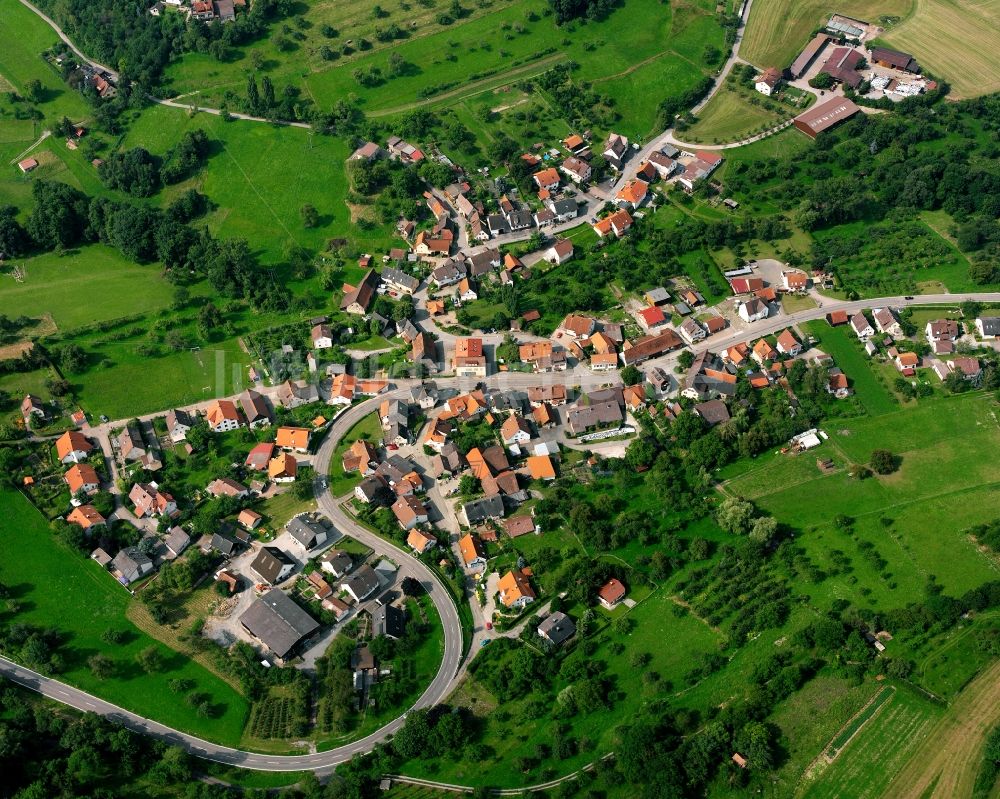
883;659;1000;799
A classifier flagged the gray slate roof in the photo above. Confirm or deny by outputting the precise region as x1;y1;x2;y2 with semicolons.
239;589;319;658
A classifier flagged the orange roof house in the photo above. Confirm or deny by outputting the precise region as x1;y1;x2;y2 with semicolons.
66;504;105;529
615;179;648;207
65;463;99;494
56;430;95;463
275;426;311;451
268;451;297;481
526;455;556;481
498;569;536;608
597;578;626;608
458;533;487;568
205;399;242;431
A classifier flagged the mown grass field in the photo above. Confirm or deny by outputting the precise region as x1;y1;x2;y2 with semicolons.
740;0;912;69
802;687;941;799
883;0;1000;98
0;246;174;330
0;489;251;745
683;85;784;143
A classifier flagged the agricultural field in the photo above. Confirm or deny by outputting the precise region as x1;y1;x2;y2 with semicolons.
0;489;251;745
739;0;912;70
802;687;941;799
883;0;1000;98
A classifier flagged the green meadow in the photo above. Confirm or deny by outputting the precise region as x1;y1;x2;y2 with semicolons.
0;489;251;745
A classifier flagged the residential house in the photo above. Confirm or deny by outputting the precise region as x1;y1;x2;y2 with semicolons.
531;167;559;191
603;133;630;170
206;477;249;499
453;338;488;378
467;248;501;275
349;141;384;161
246;442;275;471
775;328;802;356
276;379;319;409
752;338;777;365
598;578;627;609
678;318;706;345
683;352;737;400
239;590;319;659
287;514;330;550
164;527;190;557
738;298;770;323
458;533;487;570
129;482;176;517
893;351;919;375
311;324;334;349
559;314;596;338
547;198;578;222
205;399;242;432
238;509;263;530
647;151;679;180
976;317;1000;339
405;525;436;551
413;230;452;256
827;310;849;326
431;259;466;287
498;569;536;610
527;385;568;406
341;269;380;315
873;308;904;338
781;270;809;292
111;547;154;585
949;356;983;385
276;426;311;453
381;266;419;295
457;277;478;303
527;455;556;481
56;431;94;464
677;152;723;191
850;313;875;340
117;425;146;461
755;67;782;96
566;401;622;436
544;238;574;265
637;305;667;331
500;415;533;446
386;136;424;162
249;546;296;585
827;371;852;398
505;515;537;538
268;451;298;483
65;463;100;495
372;604;406;640
319;549;353;579
342;565;380;603
926;320;960;344
66;504;106;530
165;409;195;443
538;612;575;647
592;209;632;238
615;179;648;209
461;495;505;526
694;399;731;426
560;156;592;184
210;532;239;557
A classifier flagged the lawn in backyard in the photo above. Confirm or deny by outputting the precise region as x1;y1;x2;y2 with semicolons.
800;687;941;799
803;320;899;416
0;489;250;745
328;410;384;497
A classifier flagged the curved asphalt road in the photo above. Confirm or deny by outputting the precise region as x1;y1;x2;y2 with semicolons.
4;292;1000;774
